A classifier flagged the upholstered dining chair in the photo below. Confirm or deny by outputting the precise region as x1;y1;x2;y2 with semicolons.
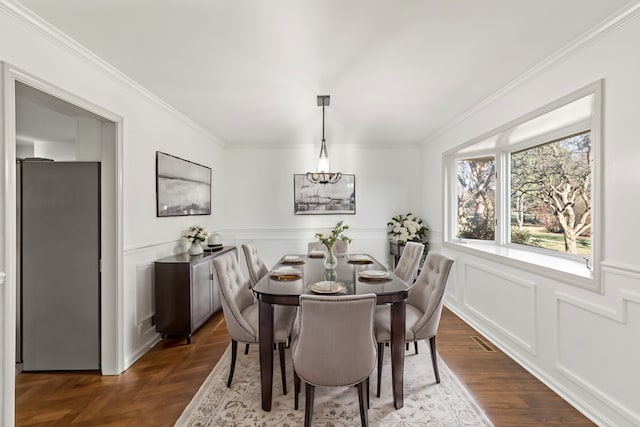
241;243;268;288
393;241;425;284
374;252;454;397
213;252;296;394
307;241;324;255
332;239;350;255
307;240;350;255
292;294;377;427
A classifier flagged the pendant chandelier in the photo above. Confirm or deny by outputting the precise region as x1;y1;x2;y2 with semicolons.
306;95;341;184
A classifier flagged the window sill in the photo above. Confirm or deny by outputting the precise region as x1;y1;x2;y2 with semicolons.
444;240;597;291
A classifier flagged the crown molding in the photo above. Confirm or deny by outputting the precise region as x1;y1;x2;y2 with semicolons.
0;0;228;148
421;0;640;146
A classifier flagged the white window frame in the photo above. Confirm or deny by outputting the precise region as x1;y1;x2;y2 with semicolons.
444;81;603;292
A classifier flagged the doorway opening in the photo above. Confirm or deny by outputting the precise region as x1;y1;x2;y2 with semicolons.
2;63;124;423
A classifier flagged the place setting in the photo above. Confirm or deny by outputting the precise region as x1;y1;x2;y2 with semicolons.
307;250;325;258
358;269;391;283
346;254;373;264
307;280;346;294
279;255;305;264
269;266;302;281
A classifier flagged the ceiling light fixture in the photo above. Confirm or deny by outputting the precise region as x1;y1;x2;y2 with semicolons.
306;95;341;184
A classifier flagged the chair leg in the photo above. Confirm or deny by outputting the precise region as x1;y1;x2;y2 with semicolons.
357;380;369;427
366;377;370;409
294;371;301;410
227;339;238;388
304;382;315;427
414;340;419;354
244;343;249;355
429;336;440;383
405;342;409;351
376;342;384;397
278;342;287;395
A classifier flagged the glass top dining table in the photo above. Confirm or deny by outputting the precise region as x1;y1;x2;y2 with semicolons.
252;253;410;412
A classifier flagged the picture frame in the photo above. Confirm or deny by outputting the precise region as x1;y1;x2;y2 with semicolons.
156;151;211;217
293;174;356;215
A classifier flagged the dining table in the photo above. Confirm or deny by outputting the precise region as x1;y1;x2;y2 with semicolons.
252;252;410;411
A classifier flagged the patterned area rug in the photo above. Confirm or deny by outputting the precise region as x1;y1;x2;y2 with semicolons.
175;343;493;426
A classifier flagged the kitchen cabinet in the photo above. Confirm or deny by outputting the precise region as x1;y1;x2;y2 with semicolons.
154;246;235;343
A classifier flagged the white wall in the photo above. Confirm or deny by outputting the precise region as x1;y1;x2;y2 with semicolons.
0;3;226;424
223;144;423;269
423;11;640;427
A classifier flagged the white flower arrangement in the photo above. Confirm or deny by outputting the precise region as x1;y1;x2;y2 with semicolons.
181;225;209;243
314;221;351;250
387;213;428;244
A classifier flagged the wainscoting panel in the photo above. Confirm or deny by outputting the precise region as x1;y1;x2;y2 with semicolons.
135;262;155;337
555;264;640;426
123;240;182;368
463;262;537;354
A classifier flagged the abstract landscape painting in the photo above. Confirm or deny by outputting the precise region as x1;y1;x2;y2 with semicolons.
156;151;211;217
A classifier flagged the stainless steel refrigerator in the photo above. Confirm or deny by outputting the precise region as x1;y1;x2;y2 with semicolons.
18;159;101;371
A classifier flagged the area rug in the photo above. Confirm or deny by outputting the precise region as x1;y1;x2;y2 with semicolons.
175;344;493;426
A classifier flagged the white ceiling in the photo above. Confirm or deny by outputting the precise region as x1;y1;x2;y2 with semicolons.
16;0;632;147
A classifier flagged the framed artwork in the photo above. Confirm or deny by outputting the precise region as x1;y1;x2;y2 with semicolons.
156;151;211;217
293;174;356;215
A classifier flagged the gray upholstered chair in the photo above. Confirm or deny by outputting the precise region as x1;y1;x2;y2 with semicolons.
333;239;350;255
393;241;424;284
241;243;268;288
374;252;454;397
213;252;296;394
307;241;325;255
292;294;377;427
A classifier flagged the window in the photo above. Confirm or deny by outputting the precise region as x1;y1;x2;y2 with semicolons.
457;157;495;241
510;132;591;256
445;81;602;290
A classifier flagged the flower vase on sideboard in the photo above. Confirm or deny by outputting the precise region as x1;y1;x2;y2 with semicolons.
189;241;204;256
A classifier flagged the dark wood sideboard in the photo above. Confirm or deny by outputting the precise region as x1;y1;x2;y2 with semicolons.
154;246;236;344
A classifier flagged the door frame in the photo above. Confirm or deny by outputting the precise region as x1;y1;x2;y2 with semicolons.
1;62;124;425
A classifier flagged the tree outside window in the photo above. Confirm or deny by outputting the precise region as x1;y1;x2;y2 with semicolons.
457;157;495;240
510;132;591;255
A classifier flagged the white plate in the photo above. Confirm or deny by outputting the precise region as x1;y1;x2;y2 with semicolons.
308;281;346;294
308;250;325;257
272;267;301;275
359;270;389;279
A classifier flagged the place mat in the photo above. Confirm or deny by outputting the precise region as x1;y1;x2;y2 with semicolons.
347;259;373;264
269;267;302;281
307;251;325;258
359;270;390;279
270;274;301;281
280;255;305;264
347;254;373;264
307;281;346;294
358;276;392;284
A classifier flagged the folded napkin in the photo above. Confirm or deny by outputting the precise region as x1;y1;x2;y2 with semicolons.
269;267;302;281
308;250;325;258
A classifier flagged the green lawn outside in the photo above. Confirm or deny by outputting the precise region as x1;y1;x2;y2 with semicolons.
519;225;591;256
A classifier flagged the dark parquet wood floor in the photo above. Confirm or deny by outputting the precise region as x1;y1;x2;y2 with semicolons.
15;307;595;426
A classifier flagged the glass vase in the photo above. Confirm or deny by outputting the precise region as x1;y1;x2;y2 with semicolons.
323;245;338;270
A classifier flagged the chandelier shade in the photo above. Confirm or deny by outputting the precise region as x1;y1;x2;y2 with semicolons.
306;95;341;184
